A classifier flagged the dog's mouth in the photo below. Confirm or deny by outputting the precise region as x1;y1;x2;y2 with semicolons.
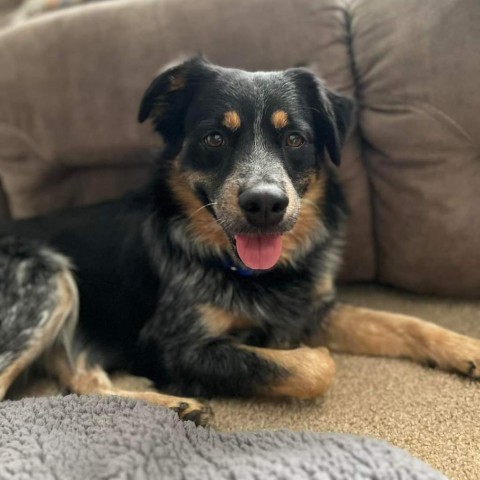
234;234;283;270
201;188;296;271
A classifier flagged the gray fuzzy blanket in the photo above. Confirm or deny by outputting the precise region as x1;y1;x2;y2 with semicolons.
0;395;445;479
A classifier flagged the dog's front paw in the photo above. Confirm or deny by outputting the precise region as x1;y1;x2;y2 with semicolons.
450;340;480;379
171;400;213;426
429;334;480;379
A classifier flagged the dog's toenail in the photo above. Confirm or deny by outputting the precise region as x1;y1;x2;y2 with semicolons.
467;361;477;376
425;359;437;369
183;410;201;423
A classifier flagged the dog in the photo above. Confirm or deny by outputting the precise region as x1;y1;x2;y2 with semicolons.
1;57;479;426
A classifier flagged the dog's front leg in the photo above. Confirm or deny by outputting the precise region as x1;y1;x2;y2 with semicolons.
139;304;335;399
306;303;480;378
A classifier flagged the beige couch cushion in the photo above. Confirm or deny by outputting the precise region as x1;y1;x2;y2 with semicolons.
352;0;480;296
0;182;8;218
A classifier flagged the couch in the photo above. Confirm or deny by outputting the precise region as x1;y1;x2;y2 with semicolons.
0;0;479;478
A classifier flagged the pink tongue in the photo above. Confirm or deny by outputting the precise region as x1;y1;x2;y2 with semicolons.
235;234;283;270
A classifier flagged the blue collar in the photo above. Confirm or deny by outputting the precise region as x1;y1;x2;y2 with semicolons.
222;258;255;277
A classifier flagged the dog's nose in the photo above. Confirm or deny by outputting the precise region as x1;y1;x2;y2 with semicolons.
238;185;289;228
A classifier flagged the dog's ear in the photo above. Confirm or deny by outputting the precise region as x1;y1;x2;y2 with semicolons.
287;68;354;166
138;56;213;143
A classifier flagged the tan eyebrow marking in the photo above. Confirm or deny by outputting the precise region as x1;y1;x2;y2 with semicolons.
271;110;289;129
222;111;241;131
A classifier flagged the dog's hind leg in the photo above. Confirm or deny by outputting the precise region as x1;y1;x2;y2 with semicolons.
0;237;78;400
45;347;212;426
0;237;211;425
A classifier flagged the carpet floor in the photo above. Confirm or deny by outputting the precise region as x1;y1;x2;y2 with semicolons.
209;285;480;480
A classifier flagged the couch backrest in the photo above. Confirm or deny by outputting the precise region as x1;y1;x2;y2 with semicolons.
0;0;478;296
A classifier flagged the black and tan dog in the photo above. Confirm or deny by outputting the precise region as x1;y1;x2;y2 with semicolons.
1;57;479;425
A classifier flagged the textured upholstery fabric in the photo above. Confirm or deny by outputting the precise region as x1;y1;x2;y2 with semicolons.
0;180;8;219
351;0;480;296
0;0;478;295
0;0;21;29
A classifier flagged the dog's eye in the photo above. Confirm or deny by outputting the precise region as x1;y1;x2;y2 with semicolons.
285;133;306;148
204;132;225;148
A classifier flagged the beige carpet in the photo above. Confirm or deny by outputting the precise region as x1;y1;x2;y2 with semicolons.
209;285;480;480
8;284;480;479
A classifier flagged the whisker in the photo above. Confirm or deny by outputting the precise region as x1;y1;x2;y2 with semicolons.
192;202;218;216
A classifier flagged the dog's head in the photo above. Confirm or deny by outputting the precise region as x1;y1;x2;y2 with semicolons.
139;57;353;270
